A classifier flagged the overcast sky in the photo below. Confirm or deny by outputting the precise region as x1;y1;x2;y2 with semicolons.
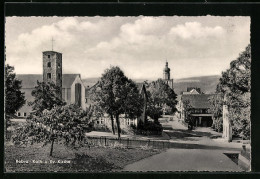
5;16;250;79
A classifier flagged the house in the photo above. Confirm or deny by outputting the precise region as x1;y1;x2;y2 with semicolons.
15;51;87;117
179;94;214;127
182;87;201;95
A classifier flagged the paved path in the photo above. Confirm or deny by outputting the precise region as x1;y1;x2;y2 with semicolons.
123;148;243;171
123;115;245;171
161;115;243;150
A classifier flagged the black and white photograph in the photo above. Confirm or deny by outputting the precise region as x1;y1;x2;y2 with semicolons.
4;16;251;172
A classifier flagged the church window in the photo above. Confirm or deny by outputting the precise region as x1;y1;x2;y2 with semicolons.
47;73;51;79
48;55;50;58
47;62;51;67
17;112;21;117
24;112;27;117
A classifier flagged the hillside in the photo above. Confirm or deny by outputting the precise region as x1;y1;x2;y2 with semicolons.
173;75;220;94
82;75;220;94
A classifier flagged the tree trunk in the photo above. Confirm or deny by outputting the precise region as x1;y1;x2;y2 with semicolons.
115;114;121;139
110;114;115;135
50;138;54;156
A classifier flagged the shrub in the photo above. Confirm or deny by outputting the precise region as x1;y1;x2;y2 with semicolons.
212;117;223;132
140;143;152;150
109;141;125;149
134;120;163;135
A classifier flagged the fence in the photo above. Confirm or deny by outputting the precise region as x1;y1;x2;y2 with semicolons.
84;136;171;149
5;130;171;149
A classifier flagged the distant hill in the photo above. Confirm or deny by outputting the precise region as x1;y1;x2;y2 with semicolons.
173;75;220;95
82;75;220;94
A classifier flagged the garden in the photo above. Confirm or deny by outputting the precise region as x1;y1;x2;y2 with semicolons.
5;141;161;172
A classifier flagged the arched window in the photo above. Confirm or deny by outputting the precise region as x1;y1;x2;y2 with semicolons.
47;62;51;67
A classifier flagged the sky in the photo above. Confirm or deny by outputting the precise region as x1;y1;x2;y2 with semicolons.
5;16;250;79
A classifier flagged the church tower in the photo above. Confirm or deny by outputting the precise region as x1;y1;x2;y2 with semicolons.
43;51;62;99
163;61;171;80
163;61;174;89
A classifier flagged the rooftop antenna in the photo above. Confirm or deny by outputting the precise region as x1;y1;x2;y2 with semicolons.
51;37;55;51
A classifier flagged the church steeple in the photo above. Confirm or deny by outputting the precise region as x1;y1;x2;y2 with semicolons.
162;60;174;89
163;61;170;80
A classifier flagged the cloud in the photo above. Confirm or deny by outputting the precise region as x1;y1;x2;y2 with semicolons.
169;22;225;39
6;16;250;79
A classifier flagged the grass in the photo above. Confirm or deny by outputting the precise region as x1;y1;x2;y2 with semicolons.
5;142;161;172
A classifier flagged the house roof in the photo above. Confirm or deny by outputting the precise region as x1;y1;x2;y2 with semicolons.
182;88;201;95
85;82;99;98
16;74;80;89
181;94;213;109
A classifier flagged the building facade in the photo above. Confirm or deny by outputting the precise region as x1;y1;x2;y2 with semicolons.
43;51;62;99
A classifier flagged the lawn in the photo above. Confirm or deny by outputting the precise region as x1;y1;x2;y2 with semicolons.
5;142;161;172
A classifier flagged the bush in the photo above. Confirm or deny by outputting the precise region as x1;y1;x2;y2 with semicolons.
91;125;110;133
140;143;152;150
134;120;163;135
211;117;223;132
109;141;125;149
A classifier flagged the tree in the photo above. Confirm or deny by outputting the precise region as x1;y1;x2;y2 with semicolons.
146;79;178;122
12;104;92;156
182;100;194;130
91;66;143;139
5;64;25;116
208;93;224;132
29;81;65;116
215;44;251;139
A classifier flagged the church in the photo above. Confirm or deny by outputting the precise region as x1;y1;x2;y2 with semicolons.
16;53;175;125
16;51;87;117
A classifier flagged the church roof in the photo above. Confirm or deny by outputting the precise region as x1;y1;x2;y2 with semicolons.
62;74;80;88
16;74;80;89
16;74;42;89
181;94;213;109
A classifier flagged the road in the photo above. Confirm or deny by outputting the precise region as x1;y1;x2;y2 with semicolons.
123;148;242;171
123;115;244;171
